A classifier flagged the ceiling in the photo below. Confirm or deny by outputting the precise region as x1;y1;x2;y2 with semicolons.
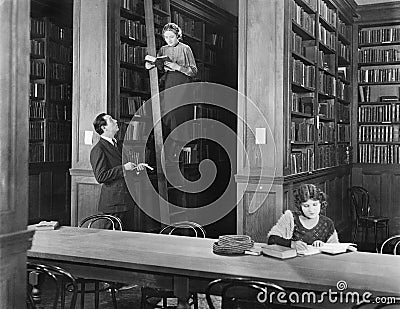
355;0;400;4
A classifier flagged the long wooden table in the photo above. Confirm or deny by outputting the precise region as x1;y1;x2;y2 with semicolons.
28;227;400;307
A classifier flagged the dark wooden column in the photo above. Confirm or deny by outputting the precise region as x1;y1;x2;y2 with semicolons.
0;0;34;307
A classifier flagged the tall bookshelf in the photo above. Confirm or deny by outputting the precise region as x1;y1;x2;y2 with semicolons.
29;8;73;225
356;24;400;164
104;0;237;234
286;0;352;176
352;2;400;236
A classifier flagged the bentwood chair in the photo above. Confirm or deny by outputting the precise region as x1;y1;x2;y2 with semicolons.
205;278;292;309
26;261;78;309
380;235;400;255
77;214;122;309
141;221;205;309
348;186;389;252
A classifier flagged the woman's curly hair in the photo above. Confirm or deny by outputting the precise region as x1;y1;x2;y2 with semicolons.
293;184;328;213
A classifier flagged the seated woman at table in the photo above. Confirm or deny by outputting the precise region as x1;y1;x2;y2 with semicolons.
267;183;339;251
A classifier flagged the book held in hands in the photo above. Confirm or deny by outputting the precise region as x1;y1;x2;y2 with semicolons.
144;55;171;70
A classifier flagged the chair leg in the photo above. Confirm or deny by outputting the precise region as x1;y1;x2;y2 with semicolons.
111;287;118;309
80;281;85;309
94;281;100;309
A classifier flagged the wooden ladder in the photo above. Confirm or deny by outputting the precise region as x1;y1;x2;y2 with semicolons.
144;0;171;225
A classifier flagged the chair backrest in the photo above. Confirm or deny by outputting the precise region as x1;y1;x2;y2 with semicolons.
78;214;123;231
380;235;400;255
205;278;288;309
160;221;206;238
26;262;78;309
348;186;370;219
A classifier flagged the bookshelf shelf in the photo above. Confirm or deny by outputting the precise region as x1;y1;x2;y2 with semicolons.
286;0;353;175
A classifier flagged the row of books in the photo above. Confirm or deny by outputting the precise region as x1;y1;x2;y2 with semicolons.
358;104;400;123
291;0;316;36
337;144;351;165
318;100;334;118
118;121;148;141
30;60;45;77
30;61;71;81
31;18;45;37
171;10;202;40
153;14;168;28
358;85;371;102
29;143;45;163
359;26;400;44
337;124;350;142
320;26;336;50
292;59;316;88
30;82;45;98
31;40;45;57
204;48;217;65
359;47;400;64
120;18;146;43
29;143;71;163
291;31;311;59
359;143;400;164
319;72;336;96
205;32;224;49
358;68;400;83
29;100;71;120
337;103;350;122
291;93;314;115
290;148;314;174
120;68;150;91
300;0;317;10
290;119;314;142
338;41;350;62
317;144;336;168
319;0;337;28
120;0;143;13
337;80;351;101
31;19;72;42
29;121;71;141
49;41;71;63
48;22;72;42
31;40;72;63
49;84;71;101
358;125;399;142
120;96;148;117
338;17;351;41
120;43;147;65
318;122;335;142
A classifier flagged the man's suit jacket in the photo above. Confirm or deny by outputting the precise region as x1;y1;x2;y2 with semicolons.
90;138;132;213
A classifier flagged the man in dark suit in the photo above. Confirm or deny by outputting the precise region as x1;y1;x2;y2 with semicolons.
90;113;146;231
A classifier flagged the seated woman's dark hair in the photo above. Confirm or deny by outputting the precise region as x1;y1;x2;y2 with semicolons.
294;183;327;213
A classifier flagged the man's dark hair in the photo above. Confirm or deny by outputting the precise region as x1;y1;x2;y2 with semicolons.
93;113;107;135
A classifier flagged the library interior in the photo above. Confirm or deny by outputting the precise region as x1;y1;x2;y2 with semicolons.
2;0;400;308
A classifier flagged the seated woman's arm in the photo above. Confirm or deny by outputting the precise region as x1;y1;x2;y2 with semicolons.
266;210;295;248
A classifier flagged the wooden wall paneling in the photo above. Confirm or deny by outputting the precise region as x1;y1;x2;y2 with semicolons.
391;172;400;235
0;0;34;307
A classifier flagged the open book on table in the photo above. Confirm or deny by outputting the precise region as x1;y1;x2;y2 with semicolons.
297;243;357;256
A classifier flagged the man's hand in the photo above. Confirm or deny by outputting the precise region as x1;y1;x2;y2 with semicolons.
123;162;136;171
164;61;181;71
145;62;155;70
